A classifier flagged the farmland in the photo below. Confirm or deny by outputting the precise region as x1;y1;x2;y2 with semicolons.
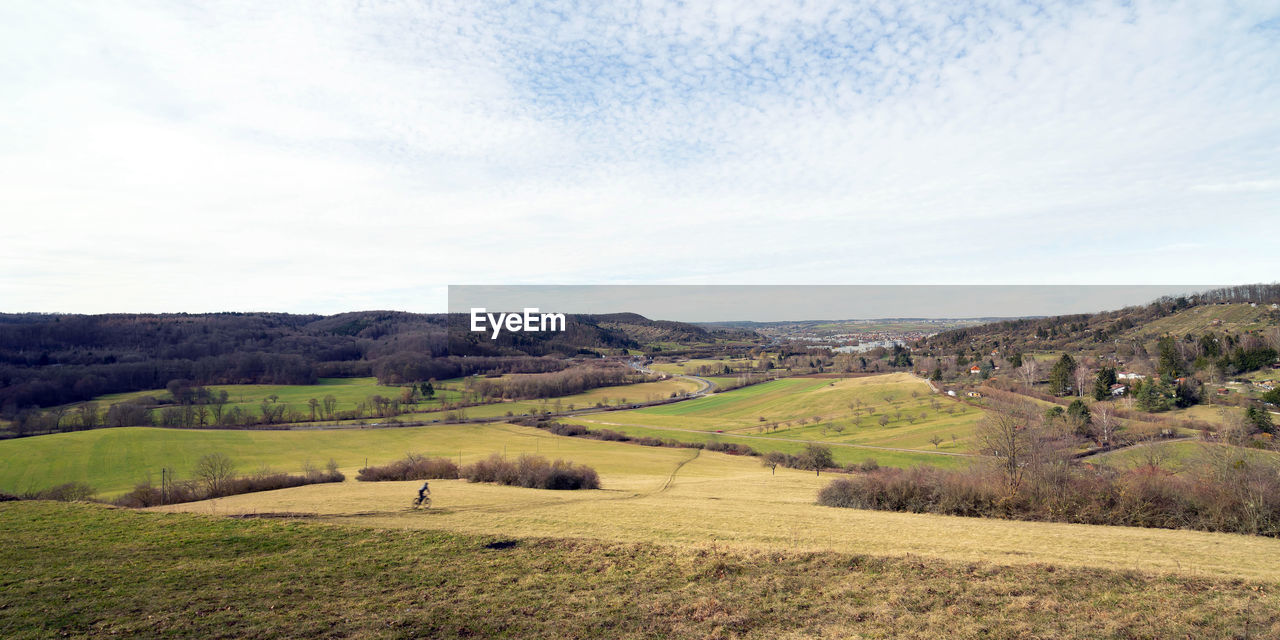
6;372;1280;637
148;437;1280;581
647;358;754;376
78;377;461;422
28;375;702;433
574;373;984;462
452;376;702;418
0;423;695;497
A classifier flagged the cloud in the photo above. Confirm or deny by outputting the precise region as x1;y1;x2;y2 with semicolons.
1;1;1277;313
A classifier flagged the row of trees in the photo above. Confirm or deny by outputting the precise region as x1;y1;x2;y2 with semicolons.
466;365;652;401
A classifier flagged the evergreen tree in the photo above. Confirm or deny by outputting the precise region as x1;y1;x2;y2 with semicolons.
1136;380;1173;412
1156;336;1185;378
1048;353;1077;396
1245;406;1275;434
1066;398;1091;425
1093;366;1117;401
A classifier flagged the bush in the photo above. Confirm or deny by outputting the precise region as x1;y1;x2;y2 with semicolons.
357;454;459;482
461;454;599;490
816;452;1280;537
23;482;97;502
112;461;345;508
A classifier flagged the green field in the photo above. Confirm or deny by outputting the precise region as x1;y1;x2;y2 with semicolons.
0;423;697;497
125;429;1280;582
450;377;703;419
49;376;703;429
1088;439;1280;470
8;409;1280;637
648;358;753;376
575;373;984;459
87;377;461;421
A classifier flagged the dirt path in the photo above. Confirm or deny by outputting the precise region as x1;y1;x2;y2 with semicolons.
657;449;700;493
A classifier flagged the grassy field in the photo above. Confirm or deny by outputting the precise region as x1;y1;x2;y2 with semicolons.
90;377;462;419
12;419;1280;581
0;423;693;497
576;374;984;457
1088;439;1280;470
648;358;753;376
8;414;1280;637
47;376;702;428
143;428;1280;581
5;502;1278;639
449;377;703;419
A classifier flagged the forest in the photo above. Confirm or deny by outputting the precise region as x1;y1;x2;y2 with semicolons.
0;311;738;416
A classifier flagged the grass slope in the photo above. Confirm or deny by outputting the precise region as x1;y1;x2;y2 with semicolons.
1128;303;1275;338
2;502;1277;639
158;439;1280;581
0;423;691;497
452;377;702;419
575;373;983;461
91;377;461;419
1088;439;1280;470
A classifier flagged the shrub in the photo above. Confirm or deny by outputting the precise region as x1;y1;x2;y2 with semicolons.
23;482;98;502
816;450;1280;537
112;463;344;508
461;454;599;490
357;454;459;482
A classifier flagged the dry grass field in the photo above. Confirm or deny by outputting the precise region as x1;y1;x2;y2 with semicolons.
156;431;1280;581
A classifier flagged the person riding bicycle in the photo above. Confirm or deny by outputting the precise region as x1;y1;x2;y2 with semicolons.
415;481;431;507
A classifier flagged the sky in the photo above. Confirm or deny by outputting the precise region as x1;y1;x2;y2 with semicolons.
2;1;1278;315
448;285;1215;322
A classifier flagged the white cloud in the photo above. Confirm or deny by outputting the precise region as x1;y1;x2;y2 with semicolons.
0;0;1277;313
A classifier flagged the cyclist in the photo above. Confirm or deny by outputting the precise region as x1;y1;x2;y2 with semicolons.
414;480;431;508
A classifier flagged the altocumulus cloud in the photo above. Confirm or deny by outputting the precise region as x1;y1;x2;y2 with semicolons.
0;1;1277;313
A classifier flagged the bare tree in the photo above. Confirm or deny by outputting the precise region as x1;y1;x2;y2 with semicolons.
1018;358;1040;389
977;403;1035;492
929;435;943;449
75;402;99;430
1093;402;1118;446
48;406;69;432
193;453;236;497
1074;367;1092;398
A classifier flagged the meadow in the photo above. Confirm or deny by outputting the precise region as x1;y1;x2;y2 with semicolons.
7;400;1280;637
143;431;1280;581
647;357;754;376
89;377;462;420
1087;438;1280;470
449;377;702;418
5;501;1277;639
574;374;984;460
0;423;690;497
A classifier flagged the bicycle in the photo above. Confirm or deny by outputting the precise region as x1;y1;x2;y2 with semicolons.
412;495;431;509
